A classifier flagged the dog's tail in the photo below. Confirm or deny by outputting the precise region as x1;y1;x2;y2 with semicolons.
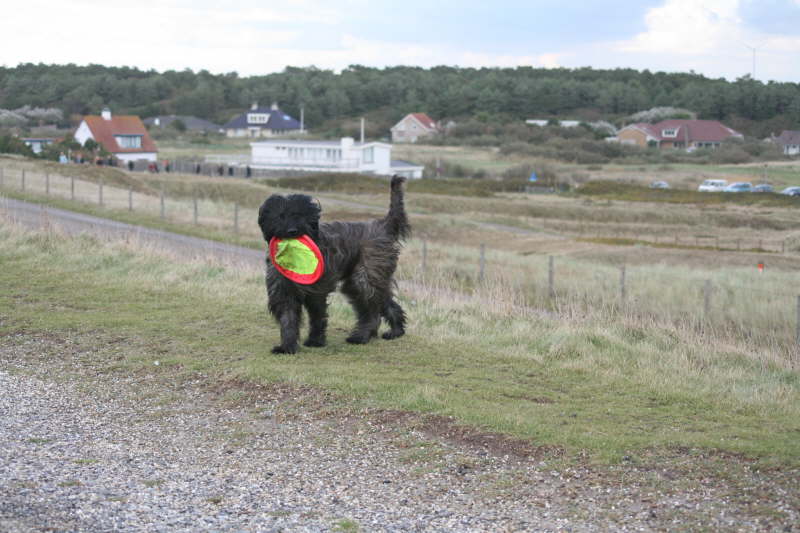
384;175;410;241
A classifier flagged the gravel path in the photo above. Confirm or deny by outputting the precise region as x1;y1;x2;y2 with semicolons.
0;337;583;532
2;335;798;532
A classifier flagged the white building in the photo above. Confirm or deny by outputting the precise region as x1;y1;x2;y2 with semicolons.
249;137;424;179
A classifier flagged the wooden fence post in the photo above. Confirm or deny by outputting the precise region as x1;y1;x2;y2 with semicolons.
620;265;626;302
98;182;103;206
45;173;50;195
0;166;4;187
704;279;712;319
21;169;25;191
70;176;74;200
421;239;427;274
193;194;198;225
478;243;485;282
234;203;239;235
128;187;133;211
796;295;800;346
160;190;165;219
548;255;555;299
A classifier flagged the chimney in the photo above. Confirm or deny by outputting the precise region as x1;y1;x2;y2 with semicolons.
101;107;112;121
251;102;258;111
300;105;304;133
271;102;279;111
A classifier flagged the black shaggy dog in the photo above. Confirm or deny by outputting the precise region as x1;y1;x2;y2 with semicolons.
258;176;410;354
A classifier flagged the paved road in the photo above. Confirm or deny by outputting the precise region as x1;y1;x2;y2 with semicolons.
0;196;264;268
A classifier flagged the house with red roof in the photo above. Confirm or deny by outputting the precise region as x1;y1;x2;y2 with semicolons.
616;120;742;150
74;107;158;162
390;113;439;143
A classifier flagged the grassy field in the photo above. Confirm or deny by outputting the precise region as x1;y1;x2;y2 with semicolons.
2;156;800;353
1;222;799;466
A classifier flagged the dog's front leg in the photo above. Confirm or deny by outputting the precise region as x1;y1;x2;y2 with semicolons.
272;303;302;354
303;294;328;347
267;272;302;354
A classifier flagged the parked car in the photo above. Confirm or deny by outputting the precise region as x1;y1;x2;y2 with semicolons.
723;182;753;193
752;184;774;193
698;179;727;192
649;180;670;189
780;186;800;197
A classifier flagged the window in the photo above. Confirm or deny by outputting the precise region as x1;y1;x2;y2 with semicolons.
115;135;142;149
662;128;677;137
247;113;270;124
363;146;374;164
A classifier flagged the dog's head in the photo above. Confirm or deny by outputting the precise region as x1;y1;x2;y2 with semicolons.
257;193;321;242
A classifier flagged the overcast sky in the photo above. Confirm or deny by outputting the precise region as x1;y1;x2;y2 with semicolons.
1;0;799;82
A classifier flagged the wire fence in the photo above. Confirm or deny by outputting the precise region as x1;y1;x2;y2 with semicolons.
1;164;797;356
404;239;799;355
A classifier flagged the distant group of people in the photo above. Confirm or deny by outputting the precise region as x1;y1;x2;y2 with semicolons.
57;154;254;178
57;151;117;167
196;163;251;178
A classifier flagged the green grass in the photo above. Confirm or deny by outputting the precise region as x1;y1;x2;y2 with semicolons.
1;226;798;465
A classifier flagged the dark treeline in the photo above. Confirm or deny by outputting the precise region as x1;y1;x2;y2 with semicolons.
2;63;799;135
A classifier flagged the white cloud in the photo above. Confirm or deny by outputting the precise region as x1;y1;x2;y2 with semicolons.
0;1;333;73
619;0;742;55
537;53;562;69
598;0;799;81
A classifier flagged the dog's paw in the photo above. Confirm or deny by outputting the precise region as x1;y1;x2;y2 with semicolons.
272;344;298;354
303;338;326;348
382;330;405;340
345;334;370;345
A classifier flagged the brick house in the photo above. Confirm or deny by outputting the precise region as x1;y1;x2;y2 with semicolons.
616;120;742;150
390;113;438;143
74;108;158;162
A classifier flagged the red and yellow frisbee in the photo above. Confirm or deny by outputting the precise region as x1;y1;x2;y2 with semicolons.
269;235;324;284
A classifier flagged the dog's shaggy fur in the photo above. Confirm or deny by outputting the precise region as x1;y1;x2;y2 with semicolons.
258;176;410;354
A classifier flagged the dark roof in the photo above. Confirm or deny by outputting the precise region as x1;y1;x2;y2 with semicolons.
776;130;800;145
223;106;301;131
81;115;158;154
143;115;221;132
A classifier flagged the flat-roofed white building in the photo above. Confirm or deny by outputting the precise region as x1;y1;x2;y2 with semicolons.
249;137;424;179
